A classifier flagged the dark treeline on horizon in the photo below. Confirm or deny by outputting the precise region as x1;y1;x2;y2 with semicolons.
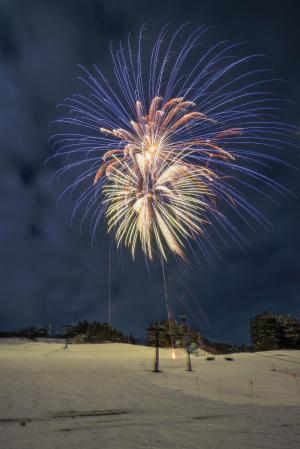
1;312;300;353
251;312;300;350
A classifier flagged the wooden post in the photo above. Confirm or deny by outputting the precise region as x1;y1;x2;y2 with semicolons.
249;377;253;405
196;376;200;397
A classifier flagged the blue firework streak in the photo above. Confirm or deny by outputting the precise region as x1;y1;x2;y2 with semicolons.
49;25;296;264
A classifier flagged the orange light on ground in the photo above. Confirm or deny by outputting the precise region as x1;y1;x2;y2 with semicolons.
172;349;176;359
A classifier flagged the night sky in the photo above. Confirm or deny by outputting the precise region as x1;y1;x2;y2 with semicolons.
0;0;299;344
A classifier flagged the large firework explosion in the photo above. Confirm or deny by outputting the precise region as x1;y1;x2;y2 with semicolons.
50;25;295;263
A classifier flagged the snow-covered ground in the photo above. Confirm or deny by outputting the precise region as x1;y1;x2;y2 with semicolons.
0;340;299;448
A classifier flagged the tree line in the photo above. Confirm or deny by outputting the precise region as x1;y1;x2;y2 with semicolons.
64;320;136;344
1;311;300;352
251;311;300;351
0;321;136;344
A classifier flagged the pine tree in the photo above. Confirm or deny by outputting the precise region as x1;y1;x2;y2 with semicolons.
251;312;300;350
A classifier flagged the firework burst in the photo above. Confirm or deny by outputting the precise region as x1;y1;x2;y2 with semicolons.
99;97;241;260
50;25;295;263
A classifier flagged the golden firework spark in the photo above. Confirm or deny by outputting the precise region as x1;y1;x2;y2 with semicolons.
93;97;241;260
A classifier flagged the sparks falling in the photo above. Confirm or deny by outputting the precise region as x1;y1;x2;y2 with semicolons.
50;25;295;263
97;97;241;260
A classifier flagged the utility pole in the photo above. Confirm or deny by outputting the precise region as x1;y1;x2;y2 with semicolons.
63;325;73;349
108;244;111;326
181;315;193;372
186;343;193;372
153;329;160;372
48;323;52;344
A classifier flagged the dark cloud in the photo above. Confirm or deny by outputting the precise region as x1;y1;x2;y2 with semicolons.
0;0;299;343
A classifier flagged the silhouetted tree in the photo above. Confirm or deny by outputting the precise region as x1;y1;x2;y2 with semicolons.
251;312;300;350
67;321;136;344
147;318;202;348
19;326;47;341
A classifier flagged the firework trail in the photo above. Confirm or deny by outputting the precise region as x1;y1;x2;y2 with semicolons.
50;25;295;263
